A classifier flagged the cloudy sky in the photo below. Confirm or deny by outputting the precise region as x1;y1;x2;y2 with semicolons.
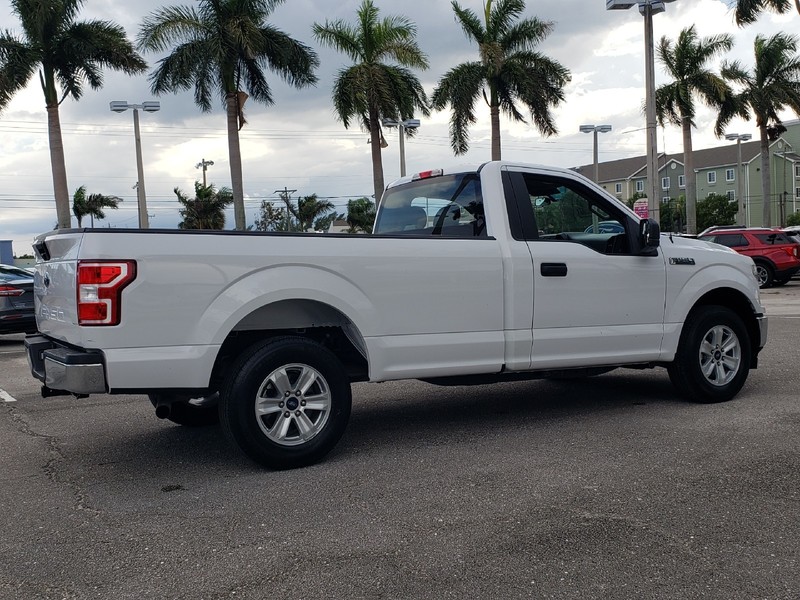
0;0;797;255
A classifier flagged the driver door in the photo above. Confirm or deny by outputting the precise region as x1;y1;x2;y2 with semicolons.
505;168;667;369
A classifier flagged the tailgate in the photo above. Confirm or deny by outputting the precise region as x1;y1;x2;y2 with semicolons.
32;232;84;342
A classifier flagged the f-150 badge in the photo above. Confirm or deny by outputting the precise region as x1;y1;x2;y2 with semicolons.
669;257;696;265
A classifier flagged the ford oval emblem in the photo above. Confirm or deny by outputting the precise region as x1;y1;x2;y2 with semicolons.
43;273;51;288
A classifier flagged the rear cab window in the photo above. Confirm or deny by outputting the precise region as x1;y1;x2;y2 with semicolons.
374;172;487;238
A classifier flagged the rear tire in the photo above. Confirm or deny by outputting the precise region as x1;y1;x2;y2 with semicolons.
667;306;751;403
220;336;352;470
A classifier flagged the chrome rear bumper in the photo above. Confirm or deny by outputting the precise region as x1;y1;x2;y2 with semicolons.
25;334;107;395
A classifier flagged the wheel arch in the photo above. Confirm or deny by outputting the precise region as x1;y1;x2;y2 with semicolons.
206;299;370;391
679;287;761;365
187;266;375;388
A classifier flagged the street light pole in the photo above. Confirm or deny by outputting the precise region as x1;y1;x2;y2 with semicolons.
110;100;161;229
607;0;676;224
580;125;613;183
382;118;421;177
725;133;752;226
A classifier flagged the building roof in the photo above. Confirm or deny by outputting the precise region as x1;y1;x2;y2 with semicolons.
575;139;764;184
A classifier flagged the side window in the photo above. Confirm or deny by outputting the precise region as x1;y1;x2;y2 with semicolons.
515;173;630;255
374;173;487;238
755;233;791;245
715;234;748;247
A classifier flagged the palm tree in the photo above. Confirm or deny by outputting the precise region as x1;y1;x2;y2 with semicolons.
313;0;430;201
0;0;147;229
656;26;733;235
721;33;800;227
175;181;233;230
138;0;319;231
285;194;336;232
72;185;121;227
734;0;799;25
431;0;570;160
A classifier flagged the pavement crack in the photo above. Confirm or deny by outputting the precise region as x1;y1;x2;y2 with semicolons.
4;403;100;517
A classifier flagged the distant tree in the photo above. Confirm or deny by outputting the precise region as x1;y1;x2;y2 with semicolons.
313;211;344;233
175;181;233;229
734;0;799;26
431;0;570;159
0;0;147;228
72;185;121;227
313;0;430;201
697;193;737;232
787;211;800;226
656;26;733;235
139;0;319;230
254;200;288;232
346;197;376;233
721;33;800;227
286;194;335;231
661;196;686;233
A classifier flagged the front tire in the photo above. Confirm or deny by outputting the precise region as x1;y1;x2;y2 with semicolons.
754;261;774;288
667;306;751;403
220;336;352;470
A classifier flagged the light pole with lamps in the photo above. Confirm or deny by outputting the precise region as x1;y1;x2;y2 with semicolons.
196;158;215;186
607;0;676;224
381;118;421;177
725;133;752;226
579;124;612;184
110;100;160;229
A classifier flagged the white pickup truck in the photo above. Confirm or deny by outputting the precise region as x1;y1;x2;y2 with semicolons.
26;161;767;469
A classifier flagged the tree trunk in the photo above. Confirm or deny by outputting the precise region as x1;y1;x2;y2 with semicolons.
490;103;501;161
369;108;385;202
226;93;246;230
47;104;72;229
759;125;772;227
682;117;697;235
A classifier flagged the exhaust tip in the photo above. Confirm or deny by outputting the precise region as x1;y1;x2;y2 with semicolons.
154;404;171;419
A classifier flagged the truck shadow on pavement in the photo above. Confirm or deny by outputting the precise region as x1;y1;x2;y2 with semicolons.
84;370;694;473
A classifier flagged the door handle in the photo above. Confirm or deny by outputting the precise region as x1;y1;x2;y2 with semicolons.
541;262;568;277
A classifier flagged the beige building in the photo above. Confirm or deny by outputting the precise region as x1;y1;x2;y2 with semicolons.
574;120;800;227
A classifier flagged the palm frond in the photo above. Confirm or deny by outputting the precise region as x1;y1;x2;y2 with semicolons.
451;1;484;45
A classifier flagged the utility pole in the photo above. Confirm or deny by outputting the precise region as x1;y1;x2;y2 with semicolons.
275;187;297;231
195;158;214;186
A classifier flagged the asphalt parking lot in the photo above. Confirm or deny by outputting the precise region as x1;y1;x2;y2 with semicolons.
1;284;799;599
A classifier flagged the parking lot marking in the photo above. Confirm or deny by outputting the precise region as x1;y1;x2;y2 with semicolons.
0;389;18;403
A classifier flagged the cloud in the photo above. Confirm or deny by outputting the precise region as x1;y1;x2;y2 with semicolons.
0;0;798;249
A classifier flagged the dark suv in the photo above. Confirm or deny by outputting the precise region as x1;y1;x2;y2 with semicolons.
698;228;800;288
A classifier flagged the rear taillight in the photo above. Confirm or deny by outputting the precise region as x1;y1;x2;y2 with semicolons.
784;246;799;258
77;261;136;326
0;286;25;297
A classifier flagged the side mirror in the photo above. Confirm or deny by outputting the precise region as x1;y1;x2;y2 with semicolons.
639;218;660;250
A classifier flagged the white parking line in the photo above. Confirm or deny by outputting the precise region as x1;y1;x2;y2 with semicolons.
0;389;18;403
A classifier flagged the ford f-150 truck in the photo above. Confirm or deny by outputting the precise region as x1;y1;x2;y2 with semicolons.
25;161;768;469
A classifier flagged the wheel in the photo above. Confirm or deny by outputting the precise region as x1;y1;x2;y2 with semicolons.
667;306;751;403
220;336;352;470
753;261;773;288
148;392;220;427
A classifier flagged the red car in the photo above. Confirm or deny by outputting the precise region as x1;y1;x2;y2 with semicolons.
698;228;800;288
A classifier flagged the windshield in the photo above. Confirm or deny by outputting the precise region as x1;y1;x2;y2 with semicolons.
374;173;486;238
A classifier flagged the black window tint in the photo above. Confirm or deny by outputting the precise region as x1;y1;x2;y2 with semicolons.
715;234;748;247
755;233;790;244
374;173;486;238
